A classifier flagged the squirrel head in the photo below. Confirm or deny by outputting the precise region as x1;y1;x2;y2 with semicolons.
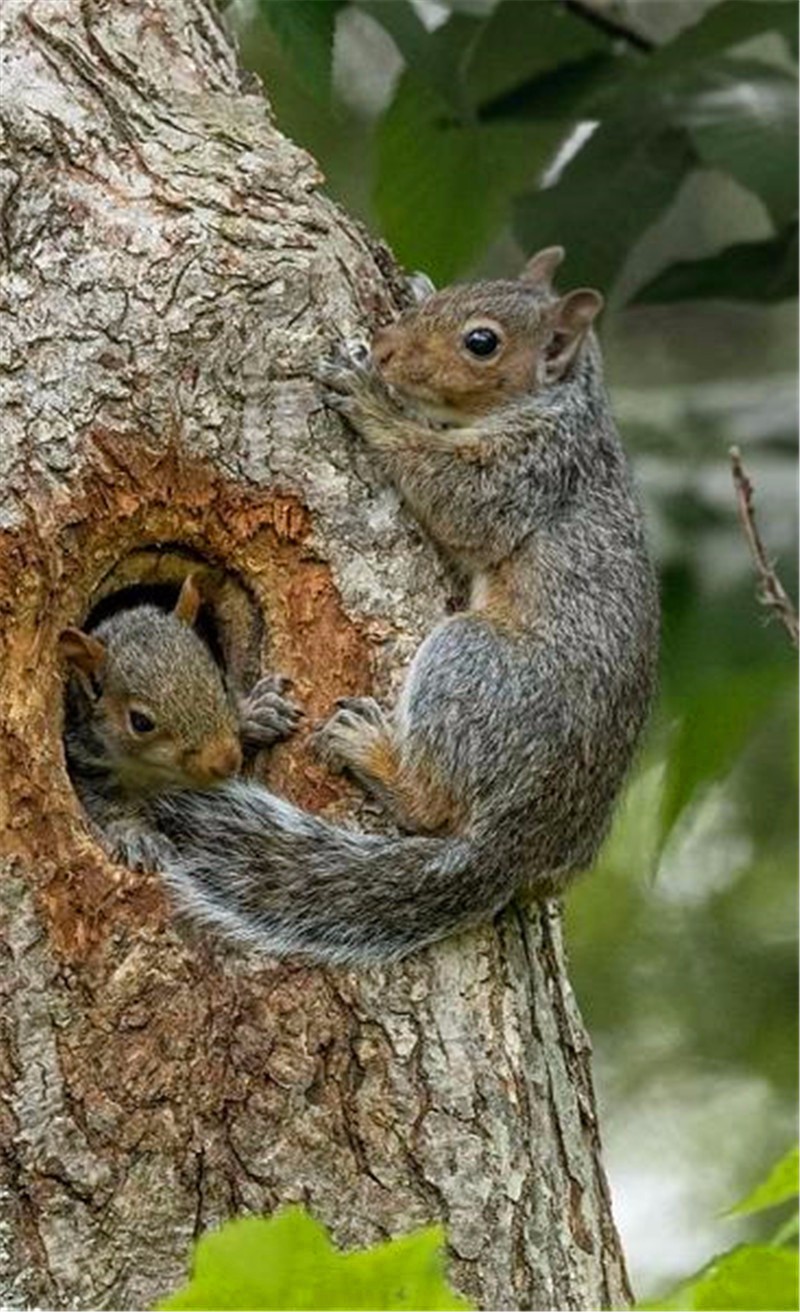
371;247;603;423
59;575;243;795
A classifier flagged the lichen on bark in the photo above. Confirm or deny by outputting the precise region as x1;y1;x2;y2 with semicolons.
0;2;632;1308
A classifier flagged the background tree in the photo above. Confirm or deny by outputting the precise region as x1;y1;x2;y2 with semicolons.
0;2;631;1309
231;0;798;1300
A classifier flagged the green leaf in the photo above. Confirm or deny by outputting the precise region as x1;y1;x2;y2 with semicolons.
729;1145;800;1217
482;0;797;127
772;1213;800;1247
652;0;798;65
359;0;611;116
357;2;482;116
157;1208;471;1311
634;225;798;305
365;0;796;295
643;1244;800;1311
661;665;795;836
514;107;696;291
256;0;346;98
480;51;628;124
460;0;611;107
677;60;799;227
375;73;558;282
512;52;796;292
355;0;429;69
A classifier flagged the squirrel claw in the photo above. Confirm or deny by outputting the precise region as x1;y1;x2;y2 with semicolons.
334;696;388;730
104;821;177;873
314;358;348;388
309;725;343;773
240;675;303;750
312;697;390;774
316;347;403;432
249;672;293;697
321;389;357;416
316;345;373;392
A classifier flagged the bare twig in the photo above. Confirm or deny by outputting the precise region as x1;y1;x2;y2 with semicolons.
730;446;798;648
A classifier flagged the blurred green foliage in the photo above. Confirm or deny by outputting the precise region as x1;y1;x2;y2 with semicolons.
158;1209;470;1311
642;1144;799;1309
229;0;797;1300
730;1144;799;1220
246;0;797;291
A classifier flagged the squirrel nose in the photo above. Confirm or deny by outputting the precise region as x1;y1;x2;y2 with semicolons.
186;736;242;784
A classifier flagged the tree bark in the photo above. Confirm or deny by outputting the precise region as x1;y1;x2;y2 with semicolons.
0;3;632;1309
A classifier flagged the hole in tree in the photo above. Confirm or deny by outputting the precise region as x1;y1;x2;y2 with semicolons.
85;580;226;669
59;545;269;865
83;545;265;690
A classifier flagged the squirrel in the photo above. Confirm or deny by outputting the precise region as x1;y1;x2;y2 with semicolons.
145;246;659;963
59;574;301;871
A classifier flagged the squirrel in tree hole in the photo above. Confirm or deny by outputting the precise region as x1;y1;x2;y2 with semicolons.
59;575;301;872
140;246;658;962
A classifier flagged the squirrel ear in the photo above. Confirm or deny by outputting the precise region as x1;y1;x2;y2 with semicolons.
520;246;565;290
58;628;107;676
174;573;201;627
544;288;604;382
406;271;436;304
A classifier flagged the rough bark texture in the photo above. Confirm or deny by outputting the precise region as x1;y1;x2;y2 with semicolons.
0;3;632;1309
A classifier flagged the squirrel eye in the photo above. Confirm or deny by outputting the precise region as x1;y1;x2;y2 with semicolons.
128;709;156;735
463;327;500;358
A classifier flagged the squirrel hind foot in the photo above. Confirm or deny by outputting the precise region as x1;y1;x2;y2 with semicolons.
311;697;392;776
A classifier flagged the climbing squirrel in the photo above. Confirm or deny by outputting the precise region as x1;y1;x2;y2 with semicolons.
60;574;301;871
147;246;659;962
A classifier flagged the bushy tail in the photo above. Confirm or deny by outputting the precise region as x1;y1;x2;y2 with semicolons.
151;780;510;964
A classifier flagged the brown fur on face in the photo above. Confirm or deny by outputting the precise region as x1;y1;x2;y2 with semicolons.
96;681;242;794
61;581;243;797
372;286;547;419
371;272;602;421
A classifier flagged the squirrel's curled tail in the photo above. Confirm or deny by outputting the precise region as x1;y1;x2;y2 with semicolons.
152;781;507;964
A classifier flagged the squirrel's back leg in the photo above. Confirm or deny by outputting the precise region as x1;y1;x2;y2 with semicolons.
314;697;460;834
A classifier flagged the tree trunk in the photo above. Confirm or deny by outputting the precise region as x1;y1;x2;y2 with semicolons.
0;3;632;1309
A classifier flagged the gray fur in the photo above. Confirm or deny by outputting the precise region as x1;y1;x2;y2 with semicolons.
150;282;659;964
64;606;299;869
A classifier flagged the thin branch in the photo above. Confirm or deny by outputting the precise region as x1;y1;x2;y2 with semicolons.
563;0;655;53
730;446;798;648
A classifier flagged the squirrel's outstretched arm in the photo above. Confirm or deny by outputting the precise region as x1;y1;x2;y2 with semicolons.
319;348;610;564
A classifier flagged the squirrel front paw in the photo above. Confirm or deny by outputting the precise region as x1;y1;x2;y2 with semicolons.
104;820;177;873
316;343;398;424
239;674;303;751
312;696;390;775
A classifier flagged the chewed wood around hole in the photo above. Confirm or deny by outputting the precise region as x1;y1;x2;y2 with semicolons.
0;440;374;960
